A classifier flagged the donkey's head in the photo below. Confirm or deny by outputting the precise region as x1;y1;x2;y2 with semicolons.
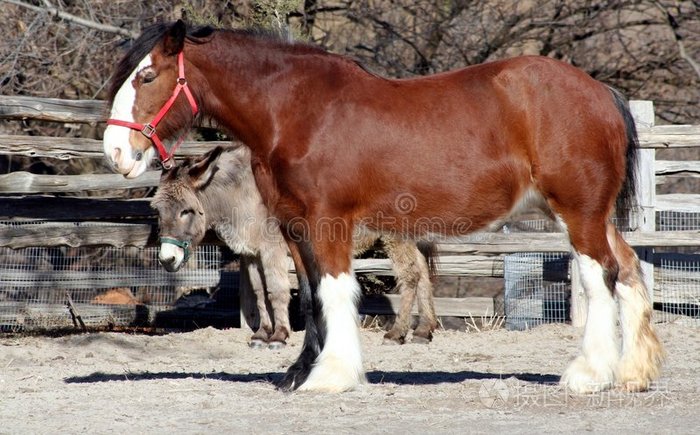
104;20;201;178
151;146;227;272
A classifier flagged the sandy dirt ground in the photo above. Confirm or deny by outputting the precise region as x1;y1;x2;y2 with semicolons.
1;322;698;434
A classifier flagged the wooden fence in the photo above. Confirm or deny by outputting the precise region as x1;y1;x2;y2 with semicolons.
1;95;700;329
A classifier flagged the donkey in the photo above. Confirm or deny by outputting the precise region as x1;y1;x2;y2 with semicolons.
152;145;437;348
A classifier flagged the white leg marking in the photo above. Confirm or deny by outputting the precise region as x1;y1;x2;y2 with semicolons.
615;280;663;391
561;253;619;393
298;272;365;393
103;54;153;177
616;282;644;357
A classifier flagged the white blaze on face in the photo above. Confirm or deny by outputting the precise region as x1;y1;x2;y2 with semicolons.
103;54;155;179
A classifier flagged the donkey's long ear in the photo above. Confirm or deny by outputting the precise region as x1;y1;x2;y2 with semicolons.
163;20;186;56
188;146;226;190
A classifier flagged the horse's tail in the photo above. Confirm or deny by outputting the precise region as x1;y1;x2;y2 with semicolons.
609;86;640;227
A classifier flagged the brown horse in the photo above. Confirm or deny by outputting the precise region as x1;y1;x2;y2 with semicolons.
103;21;663;393
152;145;437;347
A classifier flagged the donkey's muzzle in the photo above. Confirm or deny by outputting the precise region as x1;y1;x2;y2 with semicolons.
159;255;181;273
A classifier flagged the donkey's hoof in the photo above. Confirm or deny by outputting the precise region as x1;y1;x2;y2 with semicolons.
382;331;405;345
382;337;403;346
410;335;431;345
249;338;267;349
268;341;286;350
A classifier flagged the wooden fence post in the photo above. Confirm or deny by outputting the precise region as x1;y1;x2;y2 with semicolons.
629;100;656;303
570;259;586;327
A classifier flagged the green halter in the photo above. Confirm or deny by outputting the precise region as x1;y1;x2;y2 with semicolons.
160;237;191;264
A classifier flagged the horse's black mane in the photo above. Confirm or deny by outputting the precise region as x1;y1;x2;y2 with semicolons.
107;22;220;105
106;22;333;105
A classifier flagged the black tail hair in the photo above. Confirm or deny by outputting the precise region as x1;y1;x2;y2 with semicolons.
609;86;640;227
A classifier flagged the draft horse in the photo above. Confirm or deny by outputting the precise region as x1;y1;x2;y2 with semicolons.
103;20;663;393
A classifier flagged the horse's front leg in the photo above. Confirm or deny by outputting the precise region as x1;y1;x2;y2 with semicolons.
296;234;364;393
279;218;364;393
277;238;322;391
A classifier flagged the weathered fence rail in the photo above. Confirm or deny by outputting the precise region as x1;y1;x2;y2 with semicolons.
1;95;699;327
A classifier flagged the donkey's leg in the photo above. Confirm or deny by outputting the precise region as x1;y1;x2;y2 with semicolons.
412;273;437;344
382;238;435;344
259;242;292;349
606;224;664;391
382;239;416;344
297;235;365;393
245;256;273;348
560;225;620;393
412;243;438;343
352;235;413;344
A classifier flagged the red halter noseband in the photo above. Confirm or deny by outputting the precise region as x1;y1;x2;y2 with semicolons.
107;52;198;169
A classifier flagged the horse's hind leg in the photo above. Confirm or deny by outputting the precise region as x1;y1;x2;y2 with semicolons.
606;223;664;391
559;219;621;393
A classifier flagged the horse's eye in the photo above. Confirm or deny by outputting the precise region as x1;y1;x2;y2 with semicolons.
143;72;156;84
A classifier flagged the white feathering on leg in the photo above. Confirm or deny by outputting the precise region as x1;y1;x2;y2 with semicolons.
298;272;365;393
561;253;620;393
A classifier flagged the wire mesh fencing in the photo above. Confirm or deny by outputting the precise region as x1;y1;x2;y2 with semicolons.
655;254;700;326
0;241;233;332
656;211;700;232
504;252;571;331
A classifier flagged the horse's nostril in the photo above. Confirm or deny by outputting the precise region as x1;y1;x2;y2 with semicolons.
111;147;122;163
135;151;143;161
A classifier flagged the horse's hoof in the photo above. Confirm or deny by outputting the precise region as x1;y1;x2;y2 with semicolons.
268;341;286;350
277;361;310;392
560;355;615;394
276;346;317;392
249;339;267;349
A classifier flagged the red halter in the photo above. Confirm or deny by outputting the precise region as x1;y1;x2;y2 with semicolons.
107;52;198;169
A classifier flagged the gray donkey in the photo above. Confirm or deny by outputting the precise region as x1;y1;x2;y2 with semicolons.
152;146;437;348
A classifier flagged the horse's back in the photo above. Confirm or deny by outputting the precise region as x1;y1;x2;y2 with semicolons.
272;55;628;235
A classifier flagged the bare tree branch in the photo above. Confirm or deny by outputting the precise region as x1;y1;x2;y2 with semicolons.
2;0;137;39
654;0;700;80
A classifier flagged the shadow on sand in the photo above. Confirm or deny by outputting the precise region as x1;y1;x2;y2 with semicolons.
64;370;559;386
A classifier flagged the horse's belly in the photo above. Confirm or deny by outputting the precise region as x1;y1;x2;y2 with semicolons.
359;187;533;239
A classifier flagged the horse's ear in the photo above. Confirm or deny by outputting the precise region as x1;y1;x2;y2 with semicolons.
188;147;226;190
163;20;186;56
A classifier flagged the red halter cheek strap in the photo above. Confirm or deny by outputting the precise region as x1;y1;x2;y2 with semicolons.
107;52;198;169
